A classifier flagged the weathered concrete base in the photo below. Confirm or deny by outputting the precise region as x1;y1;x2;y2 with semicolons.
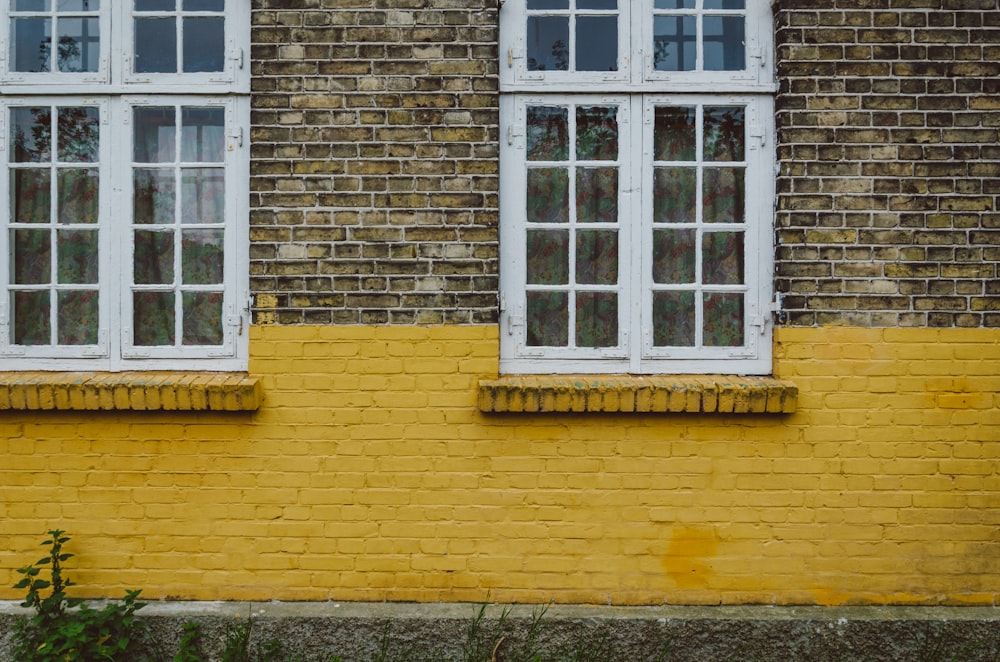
2;601;1000;661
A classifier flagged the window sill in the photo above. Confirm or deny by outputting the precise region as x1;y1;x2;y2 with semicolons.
478;375;797;414
0;372;261;412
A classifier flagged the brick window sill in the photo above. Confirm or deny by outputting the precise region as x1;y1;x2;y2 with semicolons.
0;372;261;412
478;375;797;414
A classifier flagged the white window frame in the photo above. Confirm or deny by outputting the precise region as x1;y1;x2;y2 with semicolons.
499;0;775;375
0;2;248;372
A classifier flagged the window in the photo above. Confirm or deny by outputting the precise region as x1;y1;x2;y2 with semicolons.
499;0;775;375
1;1;248;371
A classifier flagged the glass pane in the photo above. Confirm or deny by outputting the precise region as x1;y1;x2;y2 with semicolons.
704;106;745;161
527;106;568;161
526;229;568;285
182;291;223;345
181;229;224;284
133;291;174;345
56;18;99;72
183;17;224;72
57;290;98;345
11;18;51;72
183;0;224;9
58;168;98;223
703;168;744;224
134;107;176;162
526;168;569;224
181;168;224;223
576;106;617;161
653;107;696;161
134;230;174;284
12;169;51;223
576;230;617;285
705;0;744;8
56;229;98;283
655;0;695;7
653;167;696;224
134;17;177;73
13;291;50;345
14;1;52;10
704;292;744;347
578;0;616;8
13;229;51;284
652;229;695;284
181;107;225;162
653;291;695;346
702;231;744;285
576;292;617;348
576;17;616;72
58;0;101;9
576;168;617;224
527;0;567;7
134;169;176;224
11;107;52;163
526;291;568;346
57;107;99;163
527;16;568;71
653;16;695;71
135;0;175;9
704;16;746;71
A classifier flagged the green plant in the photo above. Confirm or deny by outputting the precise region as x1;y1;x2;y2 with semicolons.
12;529;146;662
173;621;204;662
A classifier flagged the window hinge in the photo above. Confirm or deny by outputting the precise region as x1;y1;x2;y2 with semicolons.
507;47;524;69
749;109;766;148
507;124;524;146
227;126;243;150
771;292;787;324
229;47;245;70
505;301;524;336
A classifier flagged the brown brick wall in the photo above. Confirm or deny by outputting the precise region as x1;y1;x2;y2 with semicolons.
774;0;1000;328
249;1;499;325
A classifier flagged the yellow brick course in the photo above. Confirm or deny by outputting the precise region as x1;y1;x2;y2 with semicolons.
0;325;998;606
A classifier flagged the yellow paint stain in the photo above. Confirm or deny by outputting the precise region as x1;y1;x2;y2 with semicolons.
661;526;719;589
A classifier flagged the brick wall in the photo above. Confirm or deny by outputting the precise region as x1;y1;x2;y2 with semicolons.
249;1;499;326
774;0;1000;328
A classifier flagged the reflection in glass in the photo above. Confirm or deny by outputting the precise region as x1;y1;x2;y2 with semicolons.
183;17;224;72
57;106;99;162
653;15;695;71
654;0;695;7
704;292;744;346
526;230;569;285
704;0;744;10
135;17;177;72
13;170;51;222
653;291;694;346
653;107;696;161
702;231;744;285
58;168;99;223
653;167;696;224
13;229;51;284
526;291;568;346
135;0;175;9
183;292;223;345
58;290;99;345
15;1;52;10
14;291;50;345
181;168;224;224
576;292;617;348
703;167;744;224
58;1;101;9
704;106;745;161
181;107;225;162
11;107;52;163
576;106;617;161
134;169;176;224
11;18;51;72
576;230;617;285
56;229;98;283
527;106;568;161
576;17;617;72
134;230;174;284
181;229;224;284
576;168;617;224
652;229;695;284
704;16;745;71
56;17;99;72
527;16;568;71
527;168;569;224
134;107;177;162
133;291;174;345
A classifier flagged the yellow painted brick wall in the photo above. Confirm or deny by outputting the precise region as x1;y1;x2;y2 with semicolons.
0;326;998;606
